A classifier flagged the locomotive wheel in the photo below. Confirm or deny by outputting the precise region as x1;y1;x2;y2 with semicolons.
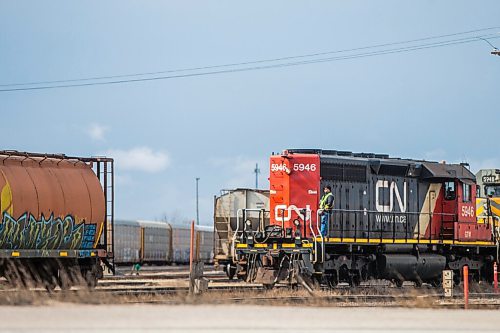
226;264;236;280
430;278;442;288
349;273;361;287
395;279;404;288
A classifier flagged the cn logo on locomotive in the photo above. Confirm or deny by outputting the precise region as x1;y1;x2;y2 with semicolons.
375;180;407;213
274;204;312;222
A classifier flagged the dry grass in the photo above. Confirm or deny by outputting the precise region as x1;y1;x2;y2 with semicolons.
0;276;497;309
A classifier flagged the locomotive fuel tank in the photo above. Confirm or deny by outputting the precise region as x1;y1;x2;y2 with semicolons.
377;254;446;281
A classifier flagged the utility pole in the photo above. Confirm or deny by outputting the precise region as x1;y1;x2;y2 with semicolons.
195;177;200;225
254;163;260;189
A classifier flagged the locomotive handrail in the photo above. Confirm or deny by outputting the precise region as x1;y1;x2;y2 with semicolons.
241;208;269;233
316;209;325;263
294;207;316;263
232;208;271;262
329;208;456;216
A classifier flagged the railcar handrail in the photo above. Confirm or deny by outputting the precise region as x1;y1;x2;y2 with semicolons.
231;208;244;263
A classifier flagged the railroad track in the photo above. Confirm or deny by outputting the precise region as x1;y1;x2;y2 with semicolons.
2;269;500;309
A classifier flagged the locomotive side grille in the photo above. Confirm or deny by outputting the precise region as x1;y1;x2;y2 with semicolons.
321;163;367;183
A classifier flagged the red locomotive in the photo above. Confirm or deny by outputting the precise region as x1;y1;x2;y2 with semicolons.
236;149;498;287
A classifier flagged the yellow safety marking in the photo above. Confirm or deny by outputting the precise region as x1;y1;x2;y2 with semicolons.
273;243;278;250
456;241;495;246
236;244;248;248
315;237;495;246
282;243;296;248
11;251;20;257
59;251;68;257
254;244;267;248
90;252;96;257
302;243;313;248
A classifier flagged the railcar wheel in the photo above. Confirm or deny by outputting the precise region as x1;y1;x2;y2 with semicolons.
58;268;75;290
43;278;57;292
82;269;98;288
395;279;404;288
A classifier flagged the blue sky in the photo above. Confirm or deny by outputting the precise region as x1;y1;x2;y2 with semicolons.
1;1;499;224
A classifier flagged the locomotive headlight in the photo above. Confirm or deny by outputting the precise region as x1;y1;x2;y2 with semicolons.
245;220;252;228
293;219;300;227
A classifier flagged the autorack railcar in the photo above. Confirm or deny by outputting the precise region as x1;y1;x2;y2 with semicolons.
235;149;499;288
114;219;213;265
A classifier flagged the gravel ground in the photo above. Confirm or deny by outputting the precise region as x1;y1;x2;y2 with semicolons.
0;304;500;333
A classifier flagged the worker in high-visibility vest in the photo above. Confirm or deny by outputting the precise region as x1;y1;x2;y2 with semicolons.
319;185;334;236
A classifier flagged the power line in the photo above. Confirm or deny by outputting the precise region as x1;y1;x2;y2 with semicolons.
478;37;499;49
2;26;499;88
1;32;499;92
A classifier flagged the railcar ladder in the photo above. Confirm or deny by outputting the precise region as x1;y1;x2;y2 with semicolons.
214;190;232;261
96;158;115;274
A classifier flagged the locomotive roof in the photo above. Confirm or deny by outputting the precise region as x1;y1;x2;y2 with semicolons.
283;149;475;181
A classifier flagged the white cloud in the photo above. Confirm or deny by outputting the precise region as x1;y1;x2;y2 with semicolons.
87;123;108;142
106;147;170;173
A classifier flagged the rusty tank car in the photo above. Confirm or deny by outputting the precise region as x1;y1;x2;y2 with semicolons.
0;150;114;290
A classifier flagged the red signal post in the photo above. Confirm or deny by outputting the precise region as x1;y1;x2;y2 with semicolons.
494;262;498;293
463;265;469;309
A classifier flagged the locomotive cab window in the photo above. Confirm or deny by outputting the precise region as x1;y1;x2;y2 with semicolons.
462;183;471;202
485;185;500;197
444;181;455;200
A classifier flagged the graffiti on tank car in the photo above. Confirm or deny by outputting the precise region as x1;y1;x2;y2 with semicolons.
0;212;96;250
